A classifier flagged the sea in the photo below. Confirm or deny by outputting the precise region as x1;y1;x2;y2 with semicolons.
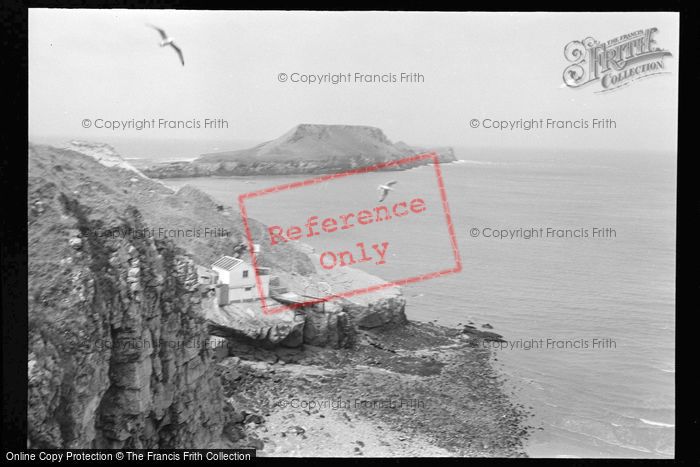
47;136;677;458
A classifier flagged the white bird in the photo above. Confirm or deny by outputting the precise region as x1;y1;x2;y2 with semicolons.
148;24;184;66
377;180;398;202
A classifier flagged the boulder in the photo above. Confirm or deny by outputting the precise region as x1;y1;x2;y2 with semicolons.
343;295;408;329
303;307;355;348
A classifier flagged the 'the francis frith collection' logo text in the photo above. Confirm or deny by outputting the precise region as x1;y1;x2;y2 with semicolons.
563;28;672;92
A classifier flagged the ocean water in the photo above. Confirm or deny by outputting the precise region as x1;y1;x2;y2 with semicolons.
163;148;675;458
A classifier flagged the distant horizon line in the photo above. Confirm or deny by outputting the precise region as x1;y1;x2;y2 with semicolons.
28;134;676;157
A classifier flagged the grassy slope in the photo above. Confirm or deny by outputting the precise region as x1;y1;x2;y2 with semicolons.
29;144;314;280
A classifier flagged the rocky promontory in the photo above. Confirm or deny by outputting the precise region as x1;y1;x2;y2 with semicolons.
141;124;457;179
28;141;529;455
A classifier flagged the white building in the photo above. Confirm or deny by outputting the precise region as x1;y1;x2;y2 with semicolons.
211;256;270;302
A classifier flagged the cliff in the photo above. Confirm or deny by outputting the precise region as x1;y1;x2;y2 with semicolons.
28;144;238;448
64;140;148;179
142;124;457;178
27;142;409;448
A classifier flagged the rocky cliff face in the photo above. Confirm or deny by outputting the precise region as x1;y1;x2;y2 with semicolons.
28;191;225;448
28;205;224;447
142;124;457;178
27;144;239;448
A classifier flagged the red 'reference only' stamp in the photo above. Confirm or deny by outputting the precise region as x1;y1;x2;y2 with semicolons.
238;152;462;315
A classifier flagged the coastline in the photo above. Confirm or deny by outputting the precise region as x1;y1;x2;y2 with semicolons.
140;157;457;179
216;320;532;457
27;142;531;455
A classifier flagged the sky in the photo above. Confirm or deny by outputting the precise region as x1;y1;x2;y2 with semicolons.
29;10;679;156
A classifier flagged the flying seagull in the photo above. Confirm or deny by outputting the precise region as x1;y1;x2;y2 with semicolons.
148;24;184;66
377;180;398;202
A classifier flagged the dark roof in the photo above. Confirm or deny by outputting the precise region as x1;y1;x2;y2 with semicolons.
212;256;244;271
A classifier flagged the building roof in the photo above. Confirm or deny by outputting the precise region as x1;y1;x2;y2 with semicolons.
212;256;244;271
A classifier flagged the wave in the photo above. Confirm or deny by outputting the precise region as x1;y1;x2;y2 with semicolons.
639;418;674;428
126;156;199;163
554;425;656;455
454;159;504;165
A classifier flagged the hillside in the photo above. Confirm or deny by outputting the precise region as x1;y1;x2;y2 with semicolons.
64;140;148;178
27;142;407;448
142;124;457;178
198;124;404;162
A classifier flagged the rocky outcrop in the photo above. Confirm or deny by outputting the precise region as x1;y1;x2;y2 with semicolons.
341;295;408;330
203;292;410;350
142;124;457;178
203;301;356;350
202;293;405;351
64;140;148;179
302;305;355;348
394;141;457;164
203;299;306;348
